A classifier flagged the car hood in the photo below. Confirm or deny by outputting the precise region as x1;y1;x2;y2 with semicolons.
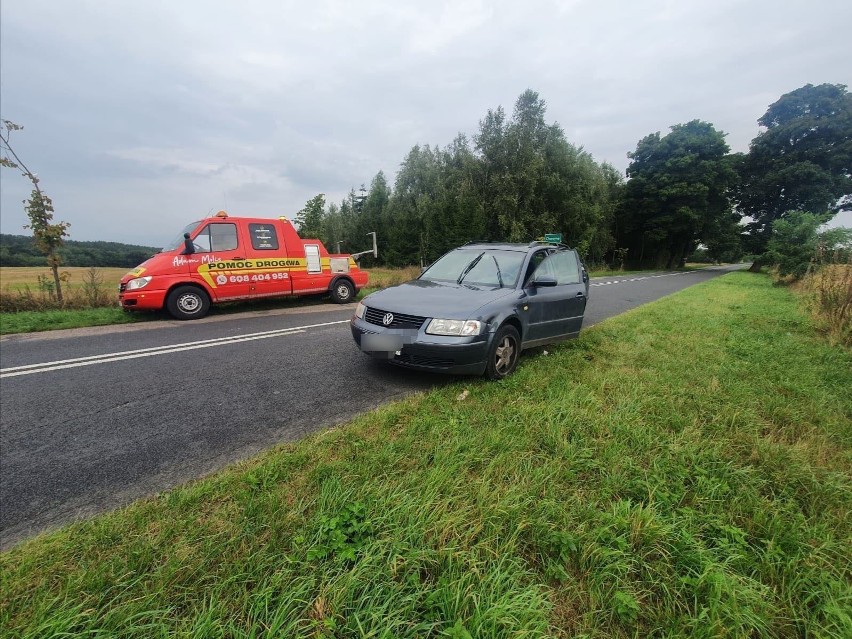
363;279;515;319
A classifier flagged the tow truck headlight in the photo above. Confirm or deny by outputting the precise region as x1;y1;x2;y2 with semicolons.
425;318;482;336
354;301;366;319
126;276;152;291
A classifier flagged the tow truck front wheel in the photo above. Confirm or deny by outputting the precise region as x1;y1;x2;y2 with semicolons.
166;286;210;320
330;279;355;303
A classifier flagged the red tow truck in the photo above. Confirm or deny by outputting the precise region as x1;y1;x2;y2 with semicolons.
119;211;372;320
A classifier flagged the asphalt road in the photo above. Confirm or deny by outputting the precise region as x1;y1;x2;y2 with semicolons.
0;265;743;548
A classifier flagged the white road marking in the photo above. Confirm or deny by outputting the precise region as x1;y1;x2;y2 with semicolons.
589;270;701;287
0;319;350;378
3;269;720;378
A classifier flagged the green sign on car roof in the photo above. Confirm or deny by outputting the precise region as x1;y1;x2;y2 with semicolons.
544;233;562;243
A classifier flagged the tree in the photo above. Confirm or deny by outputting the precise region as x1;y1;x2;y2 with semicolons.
474;104;512;241
764;211;850;279
1;120;70;302
620;120;736;268
735;84;852;269
385;144;443;265
353;173;390;265
324;90;625;267
473;89;613;252
294;194;326;239
703;211;744;263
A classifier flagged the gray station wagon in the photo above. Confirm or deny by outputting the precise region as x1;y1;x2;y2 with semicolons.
350;242;589;379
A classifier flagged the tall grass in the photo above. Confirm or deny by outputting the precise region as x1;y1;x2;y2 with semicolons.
0;267;119;312
3;272;849;637
796;256;851;346
361;266;422;292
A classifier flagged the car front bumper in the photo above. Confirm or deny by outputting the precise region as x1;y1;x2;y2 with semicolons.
350;317;490;375
118;287;168;311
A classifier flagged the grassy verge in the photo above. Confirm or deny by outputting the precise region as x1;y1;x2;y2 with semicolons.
3;272;849;637
0;307;156;334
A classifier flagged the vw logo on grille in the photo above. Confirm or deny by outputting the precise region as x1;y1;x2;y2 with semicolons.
382;312;394;326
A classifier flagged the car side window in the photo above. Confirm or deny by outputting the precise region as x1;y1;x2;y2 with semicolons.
194;223;238;252
523;250;550;286
533;251;581;285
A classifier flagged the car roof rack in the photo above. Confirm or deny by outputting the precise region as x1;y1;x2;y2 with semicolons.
461;239;575;250
528;240;573;250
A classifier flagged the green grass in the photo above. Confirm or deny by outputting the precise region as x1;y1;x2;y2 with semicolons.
0;307;157;334
2;272;850;638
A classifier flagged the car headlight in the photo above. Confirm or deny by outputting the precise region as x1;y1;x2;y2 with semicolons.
425;318;482;336
126;276;152;291
354;301;366;319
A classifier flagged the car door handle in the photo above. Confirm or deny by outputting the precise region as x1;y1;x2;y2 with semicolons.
230;256;245;260
576;292;585;298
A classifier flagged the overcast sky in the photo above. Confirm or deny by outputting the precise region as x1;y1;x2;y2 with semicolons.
1;0;850;247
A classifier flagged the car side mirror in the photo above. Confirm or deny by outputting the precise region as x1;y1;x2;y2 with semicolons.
532;275;558;287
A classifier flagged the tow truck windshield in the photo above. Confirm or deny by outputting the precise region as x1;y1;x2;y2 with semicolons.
162;221;202;252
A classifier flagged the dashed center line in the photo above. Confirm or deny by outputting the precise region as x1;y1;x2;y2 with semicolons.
590;270;703;287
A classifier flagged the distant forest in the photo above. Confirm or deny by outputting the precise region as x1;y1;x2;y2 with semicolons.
0;234;159;268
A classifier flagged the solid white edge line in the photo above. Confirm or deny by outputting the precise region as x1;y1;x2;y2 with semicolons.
0;319;349;378
0;329;309;378
1;319;351;373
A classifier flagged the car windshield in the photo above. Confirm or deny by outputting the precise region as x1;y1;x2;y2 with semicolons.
420;249;525;288
161;221;202;252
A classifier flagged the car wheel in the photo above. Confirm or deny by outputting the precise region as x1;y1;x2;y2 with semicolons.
330;279;355;303
166;286;210;320
485;324;521;380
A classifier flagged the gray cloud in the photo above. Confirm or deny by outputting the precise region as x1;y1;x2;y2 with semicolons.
2;0;850;245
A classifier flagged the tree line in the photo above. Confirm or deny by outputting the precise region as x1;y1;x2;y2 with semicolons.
296;84;851;270
2;84;850;280
0;234;159;268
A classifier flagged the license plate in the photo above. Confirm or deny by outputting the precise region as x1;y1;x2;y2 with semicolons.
361;334;403;352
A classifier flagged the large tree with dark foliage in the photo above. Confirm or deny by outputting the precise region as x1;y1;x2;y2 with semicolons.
619;120;736;268
474;90;618;253
734;83;852;268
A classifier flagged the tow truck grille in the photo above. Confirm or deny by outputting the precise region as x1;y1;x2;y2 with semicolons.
365;307;427;329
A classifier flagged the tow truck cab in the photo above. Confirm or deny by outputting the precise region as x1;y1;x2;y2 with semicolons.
119;211;369;320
